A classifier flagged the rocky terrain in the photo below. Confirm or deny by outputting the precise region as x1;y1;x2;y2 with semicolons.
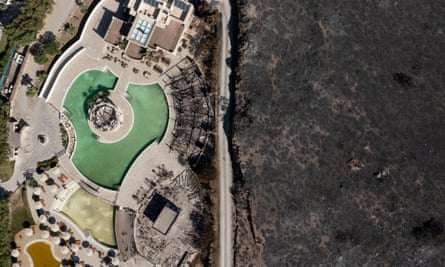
231;1;445;266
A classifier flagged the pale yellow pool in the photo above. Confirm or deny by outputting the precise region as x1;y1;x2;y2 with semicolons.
61;188;115;246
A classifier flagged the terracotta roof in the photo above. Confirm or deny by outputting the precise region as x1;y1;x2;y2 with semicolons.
125;41;145;59
104;17;124;45
148;20;184;52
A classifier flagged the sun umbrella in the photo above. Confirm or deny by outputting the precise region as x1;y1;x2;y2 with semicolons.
36;209;44;217
38;174;47;183
81;240;90;248
112;257;120;266
50;223;59;232
25;228;33;236
34;201;43;209
48;216;56;224
69;236;76;244
86;248;93;256
61;246;69;254
49;185;58;193
60;225;67;232
103;256;112;264
39;215;47;223
32;194;40;201
52;236;60;245
107;249;116;257
47;178;55;185
53;168;61;176
71;244;79;252
12;263;20;267
33;187;42;195
71;255;80;263
62;231;71;240
11;249;19;257
41;230;50;239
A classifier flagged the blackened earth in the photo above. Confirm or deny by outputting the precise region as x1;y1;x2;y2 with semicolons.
232;1;445;266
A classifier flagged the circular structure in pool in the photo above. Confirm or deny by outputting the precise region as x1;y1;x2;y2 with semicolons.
63;69;169;189
88;94;120;132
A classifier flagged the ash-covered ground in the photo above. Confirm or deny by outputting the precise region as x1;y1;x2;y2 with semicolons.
231;1;445;266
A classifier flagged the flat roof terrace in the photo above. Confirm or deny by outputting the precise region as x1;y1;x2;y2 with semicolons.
148;20;184;52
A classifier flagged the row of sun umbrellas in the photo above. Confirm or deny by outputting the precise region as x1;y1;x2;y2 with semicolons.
29;173;121;266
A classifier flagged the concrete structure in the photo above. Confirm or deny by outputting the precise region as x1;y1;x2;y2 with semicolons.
152;205;178;234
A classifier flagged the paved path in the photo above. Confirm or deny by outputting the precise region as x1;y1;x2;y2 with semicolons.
41;0;78;35
216;0;234;267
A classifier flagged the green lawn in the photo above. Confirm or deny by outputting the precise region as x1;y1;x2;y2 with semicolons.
0;160;14;181
10;188;34;236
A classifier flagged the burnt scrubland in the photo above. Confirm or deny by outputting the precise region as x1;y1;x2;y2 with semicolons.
231;0;445;266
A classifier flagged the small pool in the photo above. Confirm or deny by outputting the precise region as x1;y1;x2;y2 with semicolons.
61;188;116;246
63;69;169;189
26;241;59;267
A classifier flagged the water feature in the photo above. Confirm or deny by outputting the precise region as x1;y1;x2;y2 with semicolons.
63;69;169;189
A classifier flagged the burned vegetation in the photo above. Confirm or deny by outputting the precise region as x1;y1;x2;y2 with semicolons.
231;0;445;266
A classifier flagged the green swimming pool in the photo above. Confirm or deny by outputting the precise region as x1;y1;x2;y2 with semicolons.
63;70;168;189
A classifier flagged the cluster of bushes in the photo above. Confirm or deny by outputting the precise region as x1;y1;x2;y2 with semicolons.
0;0;54;72
36;155;58;174
0;100;10;163
29;31;60;65
0;198;10;267
191;1;220;84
